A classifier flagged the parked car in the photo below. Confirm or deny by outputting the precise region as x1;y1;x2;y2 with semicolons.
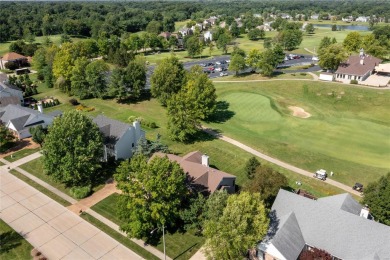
220;72;228;76
203;70;211;74
312;56;319;61
215;61;221;65
220;60;227;64
199;63;206;67
215;67;223;72
225;59;230;63
208;67;215;72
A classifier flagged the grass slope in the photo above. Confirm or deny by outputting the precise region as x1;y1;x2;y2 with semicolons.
91;194;205;260
207;81;390;186
0;220;33;260
3;148;40;162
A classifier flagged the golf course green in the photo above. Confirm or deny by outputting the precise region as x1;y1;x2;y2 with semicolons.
208;80;390;187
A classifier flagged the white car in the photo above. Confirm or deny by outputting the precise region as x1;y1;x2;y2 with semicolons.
225;59;230;63
312;56;319;61
215;67;223;72
220;72;228;77
215;61;221;65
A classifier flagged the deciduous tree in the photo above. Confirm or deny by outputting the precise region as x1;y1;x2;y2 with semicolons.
216;33;232;54
203;192;269;259
318;44;348;71
85;60;109;98
151;55;186;106
71;57;90;99
42;111;103;187
244;165;288;207
115;154;187;239
343;32;362;53
186;36;202;58
362;172;390;225
30;125;47;147
229;54;246;75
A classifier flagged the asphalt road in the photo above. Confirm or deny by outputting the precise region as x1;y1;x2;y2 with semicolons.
146;53;320;88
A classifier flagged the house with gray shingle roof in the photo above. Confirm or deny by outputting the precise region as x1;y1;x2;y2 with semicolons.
0;74;23;103
258;189;390;260
93;115;145;161
0;104;54;139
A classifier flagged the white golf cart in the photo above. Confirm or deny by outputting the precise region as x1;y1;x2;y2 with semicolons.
313;169;327;181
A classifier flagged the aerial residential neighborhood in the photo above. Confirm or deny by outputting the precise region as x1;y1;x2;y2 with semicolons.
0;1;389;260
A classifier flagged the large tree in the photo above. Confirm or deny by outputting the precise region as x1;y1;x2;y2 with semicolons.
52;42;75;93
0;121;15;150
85;60;109;98
244;165;288;207
115;154;188;239
186;36;202;58
343;32;362;53
216;32;232;54
229;54;246;75
245;156;260;179
318;44;348;71
276;29;303;50
203;192;269;259
151;55;186;106
123;56;147;99
70;57;90;99
42;110;103;187
362;172;390;225
29;125;47;147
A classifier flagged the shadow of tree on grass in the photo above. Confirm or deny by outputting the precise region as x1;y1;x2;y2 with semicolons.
205;101;235;124
0;230;23;254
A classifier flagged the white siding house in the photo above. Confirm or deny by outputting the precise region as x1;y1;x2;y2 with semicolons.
203;31;213;41
93;115;145;161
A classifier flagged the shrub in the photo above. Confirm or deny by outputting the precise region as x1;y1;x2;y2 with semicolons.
70;185;92;199
350;79;358;84
5;61;18;70
300;72;307;76
141;120;158;129
54;99;60;105
291;73;296;76
69;98;79;106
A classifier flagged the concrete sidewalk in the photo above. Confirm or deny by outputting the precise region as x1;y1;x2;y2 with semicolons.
0;169;144;260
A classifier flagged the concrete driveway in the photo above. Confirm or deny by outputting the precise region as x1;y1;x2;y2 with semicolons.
0;169;143;260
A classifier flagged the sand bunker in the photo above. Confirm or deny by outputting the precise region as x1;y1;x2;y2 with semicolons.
288;106;311;118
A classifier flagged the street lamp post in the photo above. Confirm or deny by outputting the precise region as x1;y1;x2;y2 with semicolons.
151;225;166;260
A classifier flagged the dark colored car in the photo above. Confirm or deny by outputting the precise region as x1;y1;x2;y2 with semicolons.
353;183;364;192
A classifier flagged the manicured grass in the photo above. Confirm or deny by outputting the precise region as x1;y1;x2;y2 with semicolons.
92;194;205;260
9;169;71;207
3;148;40;162
18;157;75;199
206;81;390;187
80;213;160;260
33;79;352;197
0;219;33;260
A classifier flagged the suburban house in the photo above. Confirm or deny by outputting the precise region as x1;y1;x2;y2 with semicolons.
153;151;236;194
280;13;291;19
258;189;390;260
208;16;218;25
93;115;145;161
375;63;390;76
0;52;28;69
256;24;273;32
0;96;21;107
191;23;204;32
0;104;55;139
342;16;354;22
158;32;171;40
204;31;213;41
319;72;335;82
310;14;319;20
334;50;382;83
178;27;193;37
356;16;370;22
0;75;23;103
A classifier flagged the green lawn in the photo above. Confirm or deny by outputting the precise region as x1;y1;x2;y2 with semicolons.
4;148;40;162
206;81;390;187
9;169;71;206
18;157;75;199
0;220;33;260
32;79;352;197
80;213;160;260
92;194;205;260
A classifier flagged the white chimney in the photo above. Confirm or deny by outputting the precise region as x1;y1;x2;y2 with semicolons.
360;205;370;219
37;103;43;113
360;58;364;65
132;120;141;141
201;154;209;167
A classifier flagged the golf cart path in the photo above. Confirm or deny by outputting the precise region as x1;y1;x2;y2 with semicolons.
201;127;362;197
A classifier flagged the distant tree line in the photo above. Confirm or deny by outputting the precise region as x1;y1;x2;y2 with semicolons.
1;1;389;43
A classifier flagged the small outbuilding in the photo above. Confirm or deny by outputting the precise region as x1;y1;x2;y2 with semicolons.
319;72;334;81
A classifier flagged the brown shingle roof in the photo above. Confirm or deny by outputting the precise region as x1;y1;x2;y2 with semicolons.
152;151;236;193
335;55;382;77
1;52;27;61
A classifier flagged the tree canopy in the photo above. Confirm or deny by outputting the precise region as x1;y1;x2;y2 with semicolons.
151;55;186;106
362;172;390;225
318;44;348;71
203;192;269;259
115;154;188;238
42;110;103;187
